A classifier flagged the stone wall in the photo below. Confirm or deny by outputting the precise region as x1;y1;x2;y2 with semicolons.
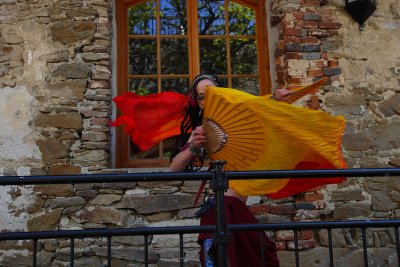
0;0;400;266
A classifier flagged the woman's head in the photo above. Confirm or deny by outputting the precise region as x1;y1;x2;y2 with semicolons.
190;74;220;109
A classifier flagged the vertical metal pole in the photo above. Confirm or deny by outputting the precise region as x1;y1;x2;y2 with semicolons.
362;227;368;267
395;227;400;266
179;233;184;267
144;234;149;267
328;228;334;267
294;230;299;267
32;239;37;267
70;237;74;267
210;160;229;267
107;236;112;267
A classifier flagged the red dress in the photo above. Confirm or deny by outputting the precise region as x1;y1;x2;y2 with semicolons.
198;196;279;267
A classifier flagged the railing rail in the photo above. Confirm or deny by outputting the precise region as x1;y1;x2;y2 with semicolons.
1;166;400;267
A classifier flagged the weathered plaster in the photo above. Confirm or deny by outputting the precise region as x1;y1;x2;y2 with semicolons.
0;86;40;161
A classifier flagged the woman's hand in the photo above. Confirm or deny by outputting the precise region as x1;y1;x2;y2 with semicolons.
169;126;207;172
272;87;293;102
190;126;207;149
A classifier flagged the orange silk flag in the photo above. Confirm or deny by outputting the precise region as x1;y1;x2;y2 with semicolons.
111;92;187;151
203;86;347;198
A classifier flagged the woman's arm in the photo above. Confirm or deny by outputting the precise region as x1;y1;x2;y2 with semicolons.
169;126;207;172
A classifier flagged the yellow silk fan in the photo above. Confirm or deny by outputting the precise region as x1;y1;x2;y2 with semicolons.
202;89;269;171
201;80;346;196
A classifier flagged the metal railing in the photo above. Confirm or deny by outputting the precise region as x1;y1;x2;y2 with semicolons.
1;164;400;267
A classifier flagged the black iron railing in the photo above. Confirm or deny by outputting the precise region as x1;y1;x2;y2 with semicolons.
1;164;400;267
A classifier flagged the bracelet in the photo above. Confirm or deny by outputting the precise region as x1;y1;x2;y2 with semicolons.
189;142;204;156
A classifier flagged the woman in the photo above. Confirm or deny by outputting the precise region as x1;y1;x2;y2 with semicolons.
170;74;286;267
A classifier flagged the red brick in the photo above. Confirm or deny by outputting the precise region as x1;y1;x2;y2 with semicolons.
270;204;296;215
304;0;320;6
308;29;330;38
275;241;287;251
288;77;314;85
276;70;288;83
310;59;327;68
302;21;319;29
275;56;285;66
284;36;302;43
248;204;270;214
300;36;320;45
276;65;286;73
293;12;304;20
276;230;294;241
303;192;324;202
328;60;338;67
307;68;324;77
284;27;306;37
300;230;314;240
277;40;286;49
287;239;316;250
319;22;341;29
285;52;303;60
328;29;339;35
321;51;329;59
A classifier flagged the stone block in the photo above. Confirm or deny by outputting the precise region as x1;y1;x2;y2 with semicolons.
34;113;83;129
27;209;62;231
52;63;91;79
51;21;96;44
33;184;75;197
116;194;196;214
334;203;371;220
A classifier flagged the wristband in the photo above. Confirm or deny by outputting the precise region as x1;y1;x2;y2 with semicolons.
189;142;204;156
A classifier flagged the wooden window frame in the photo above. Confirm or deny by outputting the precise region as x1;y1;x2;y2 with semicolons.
115;0;270;168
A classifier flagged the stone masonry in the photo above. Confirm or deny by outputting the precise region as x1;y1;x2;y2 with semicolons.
0;0;400;266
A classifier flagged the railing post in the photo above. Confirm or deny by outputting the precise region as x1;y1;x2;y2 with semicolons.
210;160;229;267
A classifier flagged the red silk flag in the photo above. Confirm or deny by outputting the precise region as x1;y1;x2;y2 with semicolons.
111;92;187;151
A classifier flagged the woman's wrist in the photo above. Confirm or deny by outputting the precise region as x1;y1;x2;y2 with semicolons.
189;142;204;156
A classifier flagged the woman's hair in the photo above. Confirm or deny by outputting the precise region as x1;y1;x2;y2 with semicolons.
172;74;220;171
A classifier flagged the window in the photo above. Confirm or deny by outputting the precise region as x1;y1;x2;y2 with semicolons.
115;0;270;168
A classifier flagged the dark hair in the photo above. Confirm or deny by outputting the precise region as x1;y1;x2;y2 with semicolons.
172;74;220;171
189;74;221;104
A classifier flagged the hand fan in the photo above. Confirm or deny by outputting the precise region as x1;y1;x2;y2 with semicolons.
202;85;347;197
202;90;269;171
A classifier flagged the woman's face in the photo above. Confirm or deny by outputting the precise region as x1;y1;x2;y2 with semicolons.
196;78;217;109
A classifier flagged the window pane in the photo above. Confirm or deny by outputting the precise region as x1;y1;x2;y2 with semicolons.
128;1;156;35
161;78;189;94
198;0;225;35
230;38;258;74
162;136;178;159
161;39;188;74
160;0;188;35
130;142;159;159
128;78;157;95
232;77;259;95
199;38;226;74
129;39;157;75
228;2;256;36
